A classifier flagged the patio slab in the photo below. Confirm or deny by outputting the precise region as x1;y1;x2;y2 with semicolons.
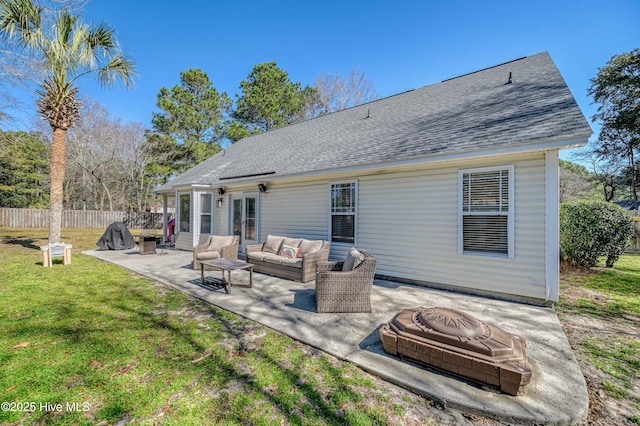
84;247;588;425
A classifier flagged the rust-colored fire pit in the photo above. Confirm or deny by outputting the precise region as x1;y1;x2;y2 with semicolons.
379;306;532;396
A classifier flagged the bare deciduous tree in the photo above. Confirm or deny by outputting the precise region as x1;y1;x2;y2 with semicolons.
315;68;379;113
66;98;151;212
573;149;623;202
559;168;595;202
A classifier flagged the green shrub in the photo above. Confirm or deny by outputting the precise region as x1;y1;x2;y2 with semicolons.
560;200;635;268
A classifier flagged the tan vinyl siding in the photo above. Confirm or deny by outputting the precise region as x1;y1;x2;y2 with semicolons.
259;181;329;241
357;153;547;300
175;232;194;251
213;195;229;237
229;152;548;300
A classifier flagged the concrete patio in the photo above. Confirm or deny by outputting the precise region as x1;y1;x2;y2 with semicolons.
84;246;588;425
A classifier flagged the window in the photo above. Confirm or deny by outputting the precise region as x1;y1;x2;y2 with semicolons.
459;166;513;258
330;181;357;243
244;196;257;241
200;193;213;234
179;193;191;232
232;199;242;239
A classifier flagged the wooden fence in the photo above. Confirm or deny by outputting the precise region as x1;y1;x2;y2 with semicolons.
0;208;168;230
627;216;640;254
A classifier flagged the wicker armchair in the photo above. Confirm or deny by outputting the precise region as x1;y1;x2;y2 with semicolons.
315;249;377;313
193;235;239;270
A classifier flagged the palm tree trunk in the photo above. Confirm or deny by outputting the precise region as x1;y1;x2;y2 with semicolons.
49;127;67;243
632;149;639;210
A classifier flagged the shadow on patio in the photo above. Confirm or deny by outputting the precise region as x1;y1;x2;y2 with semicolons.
84;247;587;425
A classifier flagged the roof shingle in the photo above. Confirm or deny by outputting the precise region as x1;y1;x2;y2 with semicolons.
159;52;592;191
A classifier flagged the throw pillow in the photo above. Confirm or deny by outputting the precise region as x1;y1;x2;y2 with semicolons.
342;247;363;271
353;251;366;269
280;238;302;253
280;244;299;259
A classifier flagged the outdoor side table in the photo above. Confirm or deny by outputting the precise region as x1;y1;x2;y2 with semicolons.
200;258;253;294
137;234;157;255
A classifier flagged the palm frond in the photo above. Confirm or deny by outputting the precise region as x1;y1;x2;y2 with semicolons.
1;0;136;129
87;21;115;51
0;0;42;48
55;7;74;45
97;54;136;89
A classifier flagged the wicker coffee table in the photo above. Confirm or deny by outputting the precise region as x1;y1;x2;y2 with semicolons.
200;258;253;294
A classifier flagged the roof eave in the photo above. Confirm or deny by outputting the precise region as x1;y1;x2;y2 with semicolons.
234;134;592;185
155;134;591;193
155;183;212;195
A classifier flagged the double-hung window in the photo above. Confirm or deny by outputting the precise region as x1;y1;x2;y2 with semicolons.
458;166;514;258
179;193;191;233
200;193;213;234
330;181;357;244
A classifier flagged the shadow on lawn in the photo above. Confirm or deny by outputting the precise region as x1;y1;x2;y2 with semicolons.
1;235;42;250
11;280;369;424
119;290;367;423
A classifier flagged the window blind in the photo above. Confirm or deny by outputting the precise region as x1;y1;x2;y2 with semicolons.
461;168;510;256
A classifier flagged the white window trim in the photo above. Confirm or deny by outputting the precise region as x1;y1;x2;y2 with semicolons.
458;165;514;259
178;192;191;233
242;191;260;245
200;192;214;235
328;180;358;245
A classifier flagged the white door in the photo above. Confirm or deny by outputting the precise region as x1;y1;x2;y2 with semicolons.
231;193;259;252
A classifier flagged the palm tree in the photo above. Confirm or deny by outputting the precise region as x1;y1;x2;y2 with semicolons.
0;0;136;243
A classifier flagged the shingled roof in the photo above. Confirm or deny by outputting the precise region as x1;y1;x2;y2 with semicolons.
158;52;592;192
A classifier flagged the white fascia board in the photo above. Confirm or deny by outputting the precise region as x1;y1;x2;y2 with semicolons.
156;183;212;194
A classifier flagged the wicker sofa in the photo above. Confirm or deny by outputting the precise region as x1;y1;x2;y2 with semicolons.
315;248;377;313
193;235;239;270
246;235;330;282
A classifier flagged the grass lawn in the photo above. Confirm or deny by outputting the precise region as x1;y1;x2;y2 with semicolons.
0;228;435;425
3;227;639;425
557;256;640;424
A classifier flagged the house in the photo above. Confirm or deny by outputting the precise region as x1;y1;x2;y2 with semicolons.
156;52;592;304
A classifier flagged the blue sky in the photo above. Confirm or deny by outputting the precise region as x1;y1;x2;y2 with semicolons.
5;0;640;158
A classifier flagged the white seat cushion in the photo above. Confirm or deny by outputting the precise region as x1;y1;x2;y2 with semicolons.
197;251;221;261
263;253;284;265
247;252;266;261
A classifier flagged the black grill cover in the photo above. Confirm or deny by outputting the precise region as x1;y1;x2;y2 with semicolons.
97;222;136;250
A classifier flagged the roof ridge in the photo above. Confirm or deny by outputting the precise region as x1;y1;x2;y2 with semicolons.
441;55;531;82
239;53;545;139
